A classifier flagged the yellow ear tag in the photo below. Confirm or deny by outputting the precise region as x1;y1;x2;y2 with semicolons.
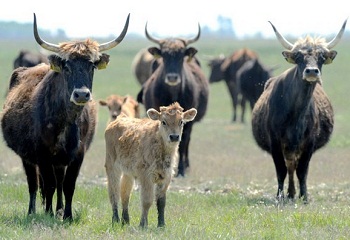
285;57;295;64
50;64;61;72
324;58;333;65
97;61;108;70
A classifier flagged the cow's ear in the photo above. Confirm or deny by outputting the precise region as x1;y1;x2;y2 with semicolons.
148;47;162;59
185;47;198;62
99;100;107;106
324;50;337;65
48;54;63;72
96;53;110;70
282;51;295;64
183;108;197;122
147;108;160;120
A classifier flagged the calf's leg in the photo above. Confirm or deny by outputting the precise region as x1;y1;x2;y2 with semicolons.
121;174;134;225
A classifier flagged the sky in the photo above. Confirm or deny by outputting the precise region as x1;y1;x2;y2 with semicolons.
0;0;348;40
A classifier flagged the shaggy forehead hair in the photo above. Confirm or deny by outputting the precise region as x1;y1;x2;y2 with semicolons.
292;36;329;52
58;39;101;62
160;102;183;115
160;39;186;52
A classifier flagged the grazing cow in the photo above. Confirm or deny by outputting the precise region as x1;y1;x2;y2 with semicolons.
105;102;197;228
99;94;140;121
13;49;49;69
251;19;347;202
207;48;258;122
0;13;130;220
131;48;155;85
236;58;274;115
137;23;209;176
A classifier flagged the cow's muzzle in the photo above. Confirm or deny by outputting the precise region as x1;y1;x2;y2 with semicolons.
70;88;92;105
303;67;321;82
165;73;181;86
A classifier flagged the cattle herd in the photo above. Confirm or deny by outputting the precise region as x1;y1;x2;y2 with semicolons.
0;13;347;228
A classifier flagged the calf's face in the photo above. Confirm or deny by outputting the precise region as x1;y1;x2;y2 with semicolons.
147;103;197;143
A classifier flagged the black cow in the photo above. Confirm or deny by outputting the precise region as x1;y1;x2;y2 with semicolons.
1;13;130;220
13;49;49;69
236;58;275;116
251;19;347;202
207;48;258;122
137;23;209;176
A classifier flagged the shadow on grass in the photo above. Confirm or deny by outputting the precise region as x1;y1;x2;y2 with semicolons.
0;209;84;229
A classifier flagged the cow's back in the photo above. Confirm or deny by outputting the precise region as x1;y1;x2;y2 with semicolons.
1;64;51;156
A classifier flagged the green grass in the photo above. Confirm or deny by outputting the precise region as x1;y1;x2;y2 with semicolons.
1;37;350;239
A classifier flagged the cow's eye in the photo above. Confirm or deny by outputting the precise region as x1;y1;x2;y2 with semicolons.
179;120;183;126
162;121;166;126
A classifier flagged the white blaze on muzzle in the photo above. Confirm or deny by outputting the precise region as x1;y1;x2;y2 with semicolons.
70;87;92;105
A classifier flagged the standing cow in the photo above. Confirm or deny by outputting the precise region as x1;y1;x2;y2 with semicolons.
207;48;258;122
137;23;209;176
0;13;130;220
236;58;275;115
252;19;347;202
131;48;155;85
13;49;49;69
105;102;197;228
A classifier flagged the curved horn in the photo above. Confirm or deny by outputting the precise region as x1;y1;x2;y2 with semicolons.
99;13;130;52
326;18;348;49
145;22;161;45
33;13;60;53
268;21;293;50
185;23;201;45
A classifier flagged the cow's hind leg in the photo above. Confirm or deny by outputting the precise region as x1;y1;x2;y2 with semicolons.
22;159;39;215
54;166;66;218
121;173;134;225
38;161;56;217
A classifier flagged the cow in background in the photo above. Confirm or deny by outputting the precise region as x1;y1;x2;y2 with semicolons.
236;58;275;117
1;13;130;220
99;94;140;121
13;49;49;69
207;48;258;122
252;19;347;202
137;23;209;176
131;48;155;85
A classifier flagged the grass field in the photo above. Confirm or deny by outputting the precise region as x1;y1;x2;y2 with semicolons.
1;35;350;239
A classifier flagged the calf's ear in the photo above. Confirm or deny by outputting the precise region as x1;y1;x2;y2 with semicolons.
99;100;107;106
147;108;160;120
183;108;197;122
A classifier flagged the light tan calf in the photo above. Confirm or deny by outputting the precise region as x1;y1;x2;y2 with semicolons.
104;102;197;228
99;94;140;121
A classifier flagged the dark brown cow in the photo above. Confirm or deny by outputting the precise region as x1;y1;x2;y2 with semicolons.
207;48;258;122
0;13;130;220
13;49;49;69
131;48;155;85
137;23;209;176
236;58;275;116
251;19;347;202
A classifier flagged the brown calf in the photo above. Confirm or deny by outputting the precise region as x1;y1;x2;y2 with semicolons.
99;94;140;121
104;102;197;228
